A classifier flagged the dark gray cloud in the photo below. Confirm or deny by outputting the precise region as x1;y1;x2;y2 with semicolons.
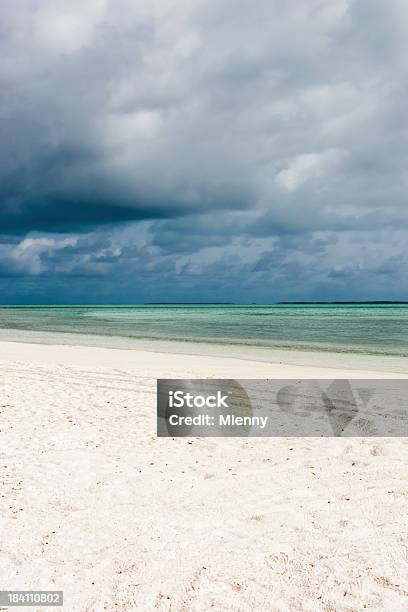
1;0;408;301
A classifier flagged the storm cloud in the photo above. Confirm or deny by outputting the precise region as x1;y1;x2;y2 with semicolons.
1;0;408;301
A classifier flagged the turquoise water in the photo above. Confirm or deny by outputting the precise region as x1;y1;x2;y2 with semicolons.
0;304;408;357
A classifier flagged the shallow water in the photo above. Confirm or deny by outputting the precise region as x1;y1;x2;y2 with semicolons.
0;304;408;354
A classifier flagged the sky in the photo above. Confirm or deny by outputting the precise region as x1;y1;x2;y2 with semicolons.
1;0;408;303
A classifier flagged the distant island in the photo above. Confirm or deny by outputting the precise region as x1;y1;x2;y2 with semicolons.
277;301;408;304
144;301;408;305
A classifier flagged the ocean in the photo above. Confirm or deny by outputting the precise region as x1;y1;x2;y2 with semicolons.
0;304;408;359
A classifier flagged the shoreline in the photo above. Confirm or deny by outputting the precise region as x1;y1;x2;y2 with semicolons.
1;339;407;378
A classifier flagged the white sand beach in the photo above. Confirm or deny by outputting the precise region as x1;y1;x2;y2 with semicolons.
1;341;408;611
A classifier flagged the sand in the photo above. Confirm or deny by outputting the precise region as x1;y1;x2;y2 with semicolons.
1;340;408;611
